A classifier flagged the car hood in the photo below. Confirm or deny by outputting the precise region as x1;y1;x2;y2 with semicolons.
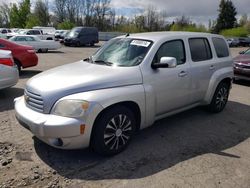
234;55;250;64
26;60;143;113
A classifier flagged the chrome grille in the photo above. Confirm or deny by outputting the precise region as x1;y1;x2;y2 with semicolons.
24;89;44;113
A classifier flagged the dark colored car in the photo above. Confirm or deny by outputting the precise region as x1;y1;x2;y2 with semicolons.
64;27;99;47
238;37;250;47
0;38;38;72
233;48;250;81
227;38;239;47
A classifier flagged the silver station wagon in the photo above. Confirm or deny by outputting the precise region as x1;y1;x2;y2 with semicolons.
15;32;233;155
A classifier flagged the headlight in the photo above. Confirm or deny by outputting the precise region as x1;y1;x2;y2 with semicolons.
52;100;89;118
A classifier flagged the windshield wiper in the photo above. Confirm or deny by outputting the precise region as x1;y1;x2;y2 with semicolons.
93;60;113;66
83;56;93;63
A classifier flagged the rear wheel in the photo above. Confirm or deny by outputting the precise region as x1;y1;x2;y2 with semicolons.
91;106;136;156
207;82;230;113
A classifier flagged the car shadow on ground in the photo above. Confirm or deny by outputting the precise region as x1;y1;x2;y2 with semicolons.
64;45;101;49
0;87;24;112
38;51;65;54
20;70;42;79
233;80;250;87
34;101;250;180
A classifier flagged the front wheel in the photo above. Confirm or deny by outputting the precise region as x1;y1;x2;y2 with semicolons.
91;106;136;156
207;82;230;113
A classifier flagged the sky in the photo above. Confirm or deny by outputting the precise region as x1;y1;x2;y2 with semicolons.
1;0;250;26
111;0;250;26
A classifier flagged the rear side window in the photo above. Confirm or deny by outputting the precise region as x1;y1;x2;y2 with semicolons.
212;37;229;58
189;38;212;62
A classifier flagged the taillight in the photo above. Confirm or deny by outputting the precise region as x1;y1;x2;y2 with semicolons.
27;49;35;53
0;58;14;66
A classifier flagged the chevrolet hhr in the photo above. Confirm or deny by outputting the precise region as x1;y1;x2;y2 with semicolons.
15;32;233;155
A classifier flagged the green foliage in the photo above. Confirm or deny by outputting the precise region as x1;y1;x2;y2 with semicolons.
9;0;31;28
220;27;249;37
34;0;50;26
57;21;76;29
213;0;237;33
25;14;40;28
10;4;20;28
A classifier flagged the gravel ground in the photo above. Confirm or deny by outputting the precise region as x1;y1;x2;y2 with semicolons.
0;44;250;188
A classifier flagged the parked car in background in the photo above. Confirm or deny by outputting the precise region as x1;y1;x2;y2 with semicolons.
0;38;38;72
59;31;70;44
32;26;56;35
233;48;250;81
14;32;233;155
18;29;54;40
227;38;239;47
0;28;12;34
64;27;98;46
238;37;250;47
0;50;19;89
9;35;61;53
55;30;68;41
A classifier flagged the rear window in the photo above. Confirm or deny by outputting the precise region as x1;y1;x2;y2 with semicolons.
212;37;229;58
189;38;212;62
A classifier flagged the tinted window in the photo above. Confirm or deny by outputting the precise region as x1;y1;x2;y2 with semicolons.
189;38;212;62
26;37;35;41
33;30;41;35
153;40;186;65
16;37;27;41
212;37;229;58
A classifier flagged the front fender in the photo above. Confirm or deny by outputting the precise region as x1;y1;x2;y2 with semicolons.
203;67;233;104
60;84;146;130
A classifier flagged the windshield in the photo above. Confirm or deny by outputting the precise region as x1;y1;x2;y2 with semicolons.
91;38;152;67
68;28;80;38
244;49;250;55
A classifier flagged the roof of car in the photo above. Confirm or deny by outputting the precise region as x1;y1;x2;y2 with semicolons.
120;31;223;42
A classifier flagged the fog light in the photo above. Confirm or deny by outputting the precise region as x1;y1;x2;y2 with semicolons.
50;138;63;147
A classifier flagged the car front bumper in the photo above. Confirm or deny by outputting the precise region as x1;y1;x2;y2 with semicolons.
14;96;95;149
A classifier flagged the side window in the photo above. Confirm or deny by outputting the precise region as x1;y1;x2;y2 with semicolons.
212;37;229;58
0;43;5;48
153;40;186;65
34;30;41;35
189;38;212;62
16;37;26;41
26;37;35;41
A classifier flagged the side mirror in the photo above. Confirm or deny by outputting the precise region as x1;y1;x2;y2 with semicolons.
239;51;245;54
27;32;31;35
152;57;177;69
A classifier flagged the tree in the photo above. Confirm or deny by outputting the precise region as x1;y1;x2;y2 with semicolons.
0;3;10;27
34;0;50;26
9;0;31;28
54;0;67;23
213;0;237;33
239;14;248;27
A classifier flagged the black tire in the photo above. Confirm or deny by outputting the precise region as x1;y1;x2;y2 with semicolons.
37;49;42;53
207;82;230;113
91;105;136;156
14;60;21;74
76;41;80;47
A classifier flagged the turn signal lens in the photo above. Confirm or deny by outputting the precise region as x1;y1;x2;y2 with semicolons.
80;124;85;134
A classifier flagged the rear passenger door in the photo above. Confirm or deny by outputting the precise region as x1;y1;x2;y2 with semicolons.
188;38;216;103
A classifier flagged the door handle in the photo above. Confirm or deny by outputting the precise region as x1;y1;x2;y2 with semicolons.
178;71;187;77
209;65;215;70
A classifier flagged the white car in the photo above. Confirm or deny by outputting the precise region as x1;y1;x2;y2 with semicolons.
9;35;61;52
0;50;19;90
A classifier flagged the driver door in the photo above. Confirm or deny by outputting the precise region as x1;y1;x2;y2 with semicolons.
145;39;192;116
